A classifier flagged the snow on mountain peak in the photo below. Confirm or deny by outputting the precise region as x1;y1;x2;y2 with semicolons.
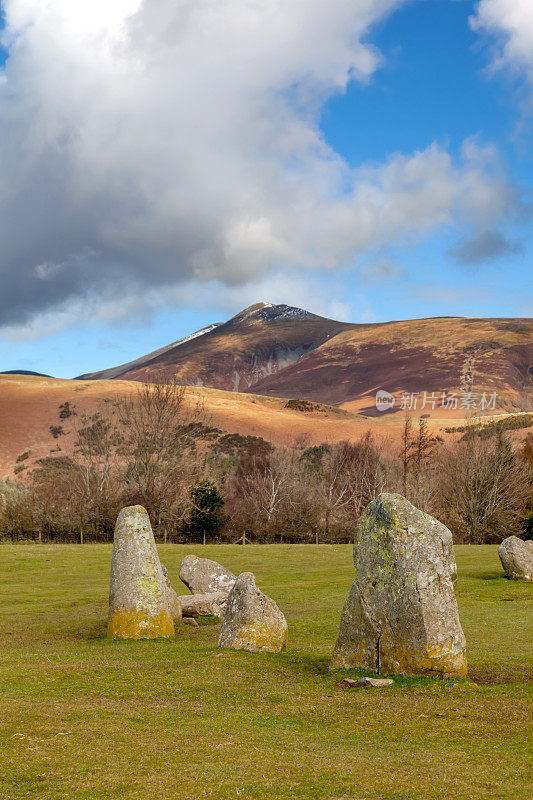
229;303;319;325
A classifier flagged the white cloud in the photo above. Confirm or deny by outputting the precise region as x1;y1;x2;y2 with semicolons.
0;0;518;332
471;0;533;87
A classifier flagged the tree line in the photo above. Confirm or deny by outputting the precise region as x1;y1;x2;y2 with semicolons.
1;383;532;544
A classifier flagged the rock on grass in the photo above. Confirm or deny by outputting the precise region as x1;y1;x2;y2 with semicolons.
498;536;533;581
331;493;466;677
218;572;287;653
179;554;236;595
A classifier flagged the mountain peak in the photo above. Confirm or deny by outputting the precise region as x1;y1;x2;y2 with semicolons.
228;302;320;326
227;302;271;322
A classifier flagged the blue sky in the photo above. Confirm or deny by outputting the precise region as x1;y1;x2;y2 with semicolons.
0;0;531;378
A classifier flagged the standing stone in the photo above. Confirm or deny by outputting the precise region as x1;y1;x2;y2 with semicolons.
179;555;236;595
330;493;466;677
161;564;183;623
498;536;533;581
108;506;175;639
218;572;287;653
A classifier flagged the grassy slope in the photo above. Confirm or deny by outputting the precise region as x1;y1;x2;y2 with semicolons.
0;544;531;800
0;374;439;480
4;374;532;482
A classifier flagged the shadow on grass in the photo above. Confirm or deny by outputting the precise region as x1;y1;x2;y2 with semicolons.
467;665;533;685
75;623;185;644
281;651;332;676
72;613;221;642
67;619;533;688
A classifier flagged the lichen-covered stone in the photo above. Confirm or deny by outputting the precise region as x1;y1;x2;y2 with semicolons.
218;572;287;653
178;591;226;619
161;564;183;622
108;505;174;639
330;493;466;677
498;536;533;581
179;554;236;596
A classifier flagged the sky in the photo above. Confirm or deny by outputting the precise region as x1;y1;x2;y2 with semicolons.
0;0;531;378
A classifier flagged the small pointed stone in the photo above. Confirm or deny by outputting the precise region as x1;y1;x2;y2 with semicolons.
218;572;287;653
108;505;174;639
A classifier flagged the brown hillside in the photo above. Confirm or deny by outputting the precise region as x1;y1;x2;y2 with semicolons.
0;375;378;479
250;317;533;416
2;374;531;481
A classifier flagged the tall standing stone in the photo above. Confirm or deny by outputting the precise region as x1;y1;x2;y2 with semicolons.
108;505;175;639
330;493;467;677
218;572;288;653
498;536;533;581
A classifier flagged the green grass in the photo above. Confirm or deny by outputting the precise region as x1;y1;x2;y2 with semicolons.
0;544;531;800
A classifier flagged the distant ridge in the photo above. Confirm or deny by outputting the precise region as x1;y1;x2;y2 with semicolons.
1;369;52;378
76;323;223;380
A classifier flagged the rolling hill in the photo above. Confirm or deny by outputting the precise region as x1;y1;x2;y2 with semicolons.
0;373;384;479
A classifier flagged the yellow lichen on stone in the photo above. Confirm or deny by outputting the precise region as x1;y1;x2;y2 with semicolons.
108;505;175;640
108;609;174;639
378;626;467;677
136;570;164;610
230;620;287;653
218;571;288;653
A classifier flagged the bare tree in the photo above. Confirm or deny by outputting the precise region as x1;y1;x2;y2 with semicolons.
115;381;204;539
437;432;533;543
302;435;388;542
225;444;301;542
401;414;413;496
72;407;123;542
409;417;438;510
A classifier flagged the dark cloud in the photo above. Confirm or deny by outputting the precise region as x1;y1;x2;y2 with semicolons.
449;230;524;266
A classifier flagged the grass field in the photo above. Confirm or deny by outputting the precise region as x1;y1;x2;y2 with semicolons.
0;544;531;800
